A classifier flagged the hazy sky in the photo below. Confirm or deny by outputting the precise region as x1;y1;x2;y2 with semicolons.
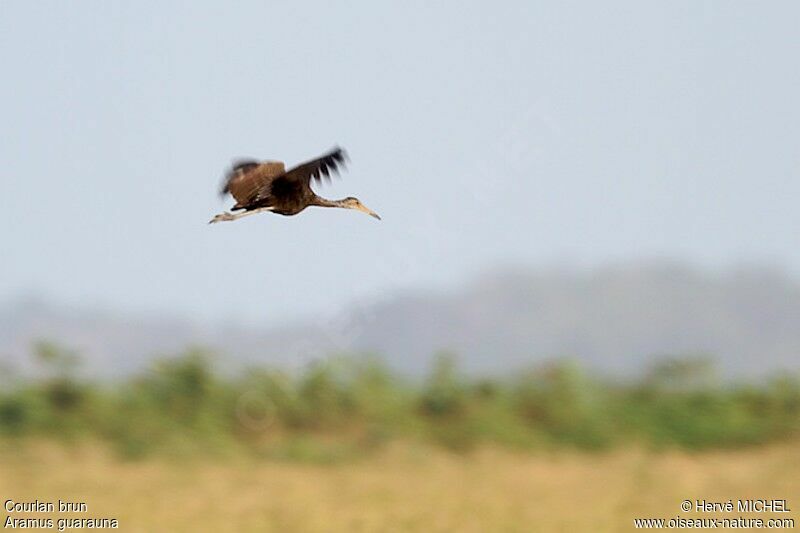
1;2;799;324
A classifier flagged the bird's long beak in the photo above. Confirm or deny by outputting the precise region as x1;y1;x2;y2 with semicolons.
357;203;381;220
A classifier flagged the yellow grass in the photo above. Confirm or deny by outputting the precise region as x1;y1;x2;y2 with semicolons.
1;442;799;532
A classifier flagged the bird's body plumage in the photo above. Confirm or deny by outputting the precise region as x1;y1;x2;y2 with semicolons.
210;147;380;223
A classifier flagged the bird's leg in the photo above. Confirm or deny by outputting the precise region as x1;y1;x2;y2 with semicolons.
208;212;237;224
208;206;275;224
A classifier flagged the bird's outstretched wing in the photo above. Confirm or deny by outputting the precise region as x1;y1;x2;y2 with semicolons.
219;160;259;196
220;159;286;206
282;147;347;187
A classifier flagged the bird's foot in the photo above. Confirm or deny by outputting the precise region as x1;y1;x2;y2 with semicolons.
209;212;236;224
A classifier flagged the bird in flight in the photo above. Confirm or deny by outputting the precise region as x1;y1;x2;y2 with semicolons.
209;147;380;223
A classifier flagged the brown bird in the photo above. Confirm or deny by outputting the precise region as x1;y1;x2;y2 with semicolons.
209;147;380;223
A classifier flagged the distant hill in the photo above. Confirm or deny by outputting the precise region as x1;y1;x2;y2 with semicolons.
2;262;799;378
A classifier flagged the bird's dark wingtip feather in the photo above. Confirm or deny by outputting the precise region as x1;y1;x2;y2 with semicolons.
218;174;233;197
331;146;348;162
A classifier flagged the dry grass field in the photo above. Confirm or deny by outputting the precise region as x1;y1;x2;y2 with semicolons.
1;442;799;532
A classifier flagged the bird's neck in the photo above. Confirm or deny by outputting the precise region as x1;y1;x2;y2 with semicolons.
312;196;348;209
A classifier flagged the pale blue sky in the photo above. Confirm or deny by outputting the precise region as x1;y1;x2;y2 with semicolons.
1;2;799;323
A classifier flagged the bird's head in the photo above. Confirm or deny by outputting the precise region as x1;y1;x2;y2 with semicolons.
342;197;381;220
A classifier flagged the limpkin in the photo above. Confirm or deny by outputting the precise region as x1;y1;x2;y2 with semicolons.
209;147;380;223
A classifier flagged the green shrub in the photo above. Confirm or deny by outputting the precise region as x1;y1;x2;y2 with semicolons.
2;344;798;458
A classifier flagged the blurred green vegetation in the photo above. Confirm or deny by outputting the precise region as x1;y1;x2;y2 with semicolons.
1;342;798;460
